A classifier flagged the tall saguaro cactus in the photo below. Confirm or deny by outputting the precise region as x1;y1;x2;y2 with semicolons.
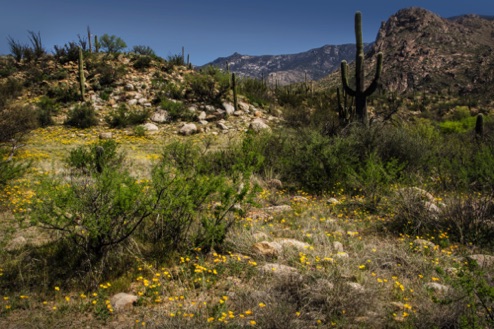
78;47;85;102
232;73;238;112
341;11;383;126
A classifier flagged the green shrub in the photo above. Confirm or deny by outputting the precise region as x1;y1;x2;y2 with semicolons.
167;54;185;66
0;78;23;108
439;116;477;134
160;98;195;121
185;67;230;103
99;34;127;53
132;45;156;56
36;96;59;127
47;84;80;103
66;140;122;174
0;148;30;188
133;56;153;71
105;104;150;128
64;103;98;128
239;77;272;107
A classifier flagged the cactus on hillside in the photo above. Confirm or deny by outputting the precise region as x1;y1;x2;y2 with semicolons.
94;35;99;53
78;47;85;102
341;11;383;126
232;73;238;112
475;113;484;138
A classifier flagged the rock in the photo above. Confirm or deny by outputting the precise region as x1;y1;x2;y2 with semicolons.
127;99;138;106
346;282;364;292
259;263;300;278
124;83;135;91
249;118;271;133
99;132;113;140
198;111;207;120
6;236;27;251
198;120;209;125
467;254;494;268
390;302;405;310
233;111;243;116
277;239;310;251
204;105;216;112
333;241;344;252
266;179;283;189
424;282;450;293
222;102;235;115
327;198;339;205
424;201;442;215
110;293;138;312
217;122;229;130
263;205;292;213
252;241;282;257
179;123;198;136
291;196;309;203
142;123;159;132
187;106;197;113
150;110;169;123
137;98;148;105
239;101;250;112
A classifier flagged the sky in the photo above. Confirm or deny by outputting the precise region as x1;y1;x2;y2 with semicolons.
1;1;494;65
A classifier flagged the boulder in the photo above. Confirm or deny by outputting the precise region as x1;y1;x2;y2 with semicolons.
333;241;344;252
252;241;282;257
249;118;271;133
110;293;138;312
179;123;198;136
467;254;494;269
150;110;169;123
222;102;235;115
142;123;159;132
99;132;113;140
259;263;300;278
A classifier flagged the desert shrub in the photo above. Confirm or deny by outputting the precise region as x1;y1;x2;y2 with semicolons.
105;104;150;128
0;104;37;144
260;127;359;193
36;96;59;127
133;55;153;71
132;45;156;56
66;140;122;174
439;116;477;134
64;103;98;128
185;67;230;103
441;194;494;248
0;78;23;108
160;98;195;121
53;41;81;64
167;54;185;66
47;83;80;103
145;141;252;254
239;77;272;107
7;36;26;62
0;148;30;188
87;61;126;87
98;34;127;53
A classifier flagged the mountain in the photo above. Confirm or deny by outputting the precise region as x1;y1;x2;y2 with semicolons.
202;44;370;85
366;7;494;96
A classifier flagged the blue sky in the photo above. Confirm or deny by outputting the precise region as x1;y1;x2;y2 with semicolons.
1;1;493;65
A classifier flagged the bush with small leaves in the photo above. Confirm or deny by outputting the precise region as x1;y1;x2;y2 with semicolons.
98;34;127;53
132;45;155;56
105;104;150;128
64;103;98;128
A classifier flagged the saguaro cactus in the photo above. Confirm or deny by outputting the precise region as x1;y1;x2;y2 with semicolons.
475;113;484;138
232;73;238;112
341;11;383;126
78;47;85;102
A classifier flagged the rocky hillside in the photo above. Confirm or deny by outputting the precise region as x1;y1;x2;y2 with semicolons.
321;7;494;98
203;44;370;85
0;53;279;137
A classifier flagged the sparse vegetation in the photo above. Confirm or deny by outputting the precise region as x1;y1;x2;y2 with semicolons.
1;17;494;329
